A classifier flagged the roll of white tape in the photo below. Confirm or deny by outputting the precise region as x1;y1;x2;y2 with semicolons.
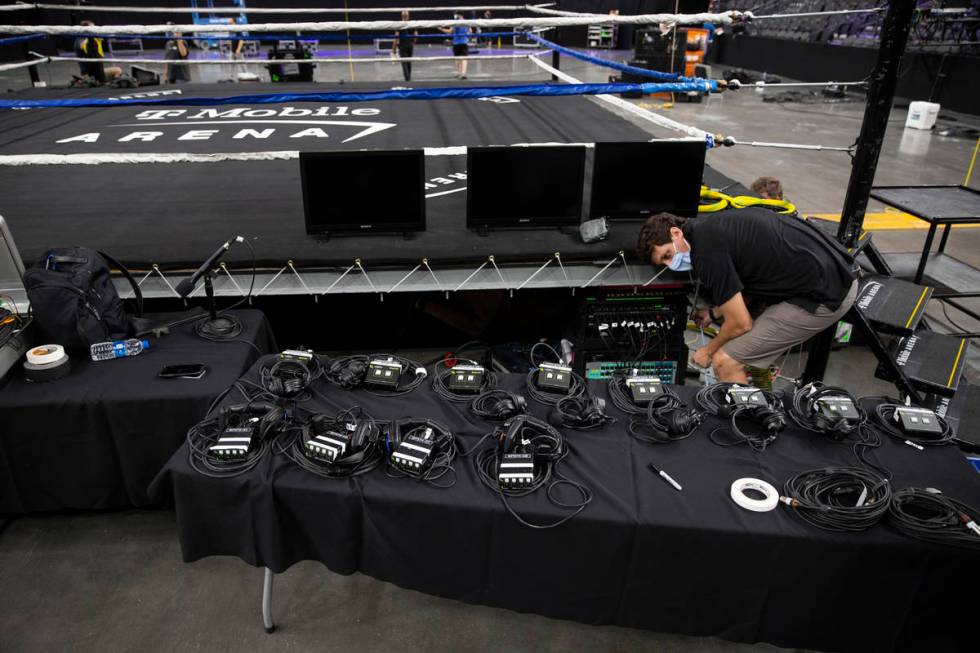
26;344;66;366
730;478;779;512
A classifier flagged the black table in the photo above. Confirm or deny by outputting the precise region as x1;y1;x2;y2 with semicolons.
0;309;276;513
150;366;980;653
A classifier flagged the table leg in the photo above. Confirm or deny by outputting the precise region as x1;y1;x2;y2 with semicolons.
937;223;952;253
262;567;275;634
915;223;938;284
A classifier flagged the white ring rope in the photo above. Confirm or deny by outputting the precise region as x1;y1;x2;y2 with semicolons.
0;57;46;72
528;54;708;140
0;12;741;35
22;3;554;14
751;8;885;20
51;53;536;66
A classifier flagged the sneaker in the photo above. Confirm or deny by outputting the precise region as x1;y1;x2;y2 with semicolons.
460;75;467;80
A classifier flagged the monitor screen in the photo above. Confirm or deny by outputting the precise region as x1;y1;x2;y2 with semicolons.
467;146;586;229
590;141;705;219
301;150;426;235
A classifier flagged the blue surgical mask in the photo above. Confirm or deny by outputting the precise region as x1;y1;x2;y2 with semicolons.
668;241;692;272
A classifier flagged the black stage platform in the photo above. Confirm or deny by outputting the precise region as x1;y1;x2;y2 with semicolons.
0;82;741;269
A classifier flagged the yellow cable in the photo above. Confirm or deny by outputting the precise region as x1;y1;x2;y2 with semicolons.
698;186;795;214
966;136;980;186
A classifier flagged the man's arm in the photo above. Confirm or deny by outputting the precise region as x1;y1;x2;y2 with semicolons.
699;292;753;356
177;39;187;57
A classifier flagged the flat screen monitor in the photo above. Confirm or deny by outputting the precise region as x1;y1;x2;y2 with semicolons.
466;146;586;230
301;149;426;236
590;140;705;219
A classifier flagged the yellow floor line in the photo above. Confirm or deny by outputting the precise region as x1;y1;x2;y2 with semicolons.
808;212;980;231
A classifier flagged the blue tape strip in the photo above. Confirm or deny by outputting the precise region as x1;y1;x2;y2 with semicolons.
528;33;708;86
0;33;44;46
0;81;717;109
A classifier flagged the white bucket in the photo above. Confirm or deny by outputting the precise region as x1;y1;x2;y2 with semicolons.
905;101;940;130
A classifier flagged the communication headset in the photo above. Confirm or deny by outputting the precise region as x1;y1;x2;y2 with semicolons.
261;356;313;399
218;401;284;440
469;389;527;421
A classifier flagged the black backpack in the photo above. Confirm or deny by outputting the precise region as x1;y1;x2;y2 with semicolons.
24;247;143;351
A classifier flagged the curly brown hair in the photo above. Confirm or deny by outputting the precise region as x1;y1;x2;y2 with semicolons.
751;176;783;200
636;212;688;262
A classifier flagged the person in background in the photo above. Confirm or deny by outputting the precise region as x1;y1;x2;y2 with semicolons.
751;176;784;200
440;12;469;79
164;30;190;84
481;9;493;47
392;10;418;82
74;20;122;83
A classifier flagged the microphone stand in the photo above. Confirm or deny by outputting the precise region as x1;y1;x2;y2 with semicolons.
195;269;242;340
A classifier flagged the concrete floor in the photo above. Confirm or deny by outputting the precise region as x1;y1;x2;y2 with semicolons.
2;44;979;653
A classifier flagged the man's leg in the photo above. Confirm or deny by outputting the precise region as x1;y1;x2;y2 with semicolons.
711;348;751;384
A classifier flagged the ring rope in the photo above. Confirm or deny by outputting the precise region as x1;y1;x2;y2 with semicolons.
527;33;701;84
0;12;741;36
15;3;555;14
528;54;709;140
51;53;537;66
0;81;717;109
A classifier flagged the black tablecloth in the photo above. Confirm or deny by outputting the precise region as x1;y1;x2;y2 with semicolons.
150;366;980;653
0;310;276;513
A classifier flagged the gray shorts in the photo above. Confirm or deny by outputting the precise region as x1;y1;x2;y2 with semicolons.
722;280;858;368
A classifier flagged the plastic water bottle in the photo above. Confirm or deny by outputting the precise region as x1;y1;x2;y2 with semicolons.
90;338;150;362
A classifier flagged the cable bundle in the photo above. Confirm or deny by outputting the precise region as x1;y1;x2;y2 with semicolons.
383;417;457;488
696;383;786;452
552;395;616;431
787;382;865;440
628;386;703;444
258;352;324;401
469;389;527;421
871;402;955;448
606;370;647;415
888;488;980;550
277;407;382;478
431;358;498;403
324;353;427;396
524;367;586;406
472;415;592;529
782;467;892;532
187;401;283;478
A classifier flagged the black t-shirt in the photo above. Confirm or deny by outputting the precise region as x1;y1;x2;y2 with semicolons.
682;207;856;312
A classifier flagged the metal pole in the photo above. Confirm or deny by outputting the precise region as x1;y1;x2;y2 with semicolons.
836;0;917;248
262;568;275;634
21;42;40;85
551;47;559;81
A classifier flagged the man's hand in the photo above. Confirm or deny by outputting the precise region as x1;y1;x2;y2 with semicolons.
692;308;713;329
692;347;713;369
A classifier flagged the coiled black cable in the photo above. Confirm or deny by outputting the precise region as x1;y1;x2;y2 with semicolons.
524;367;586;406
888;487;980;550
471;417;592;529
782;466;892;532
258;353;322;401
382;417;458;488
187;401;283;478
469;389;527;421
787;382;888;477
696;383;786;452
276;407;383;478
871;402;955;448
324;353;427;396
552;395;616;431
628;387;703;444
606;370;646;415
431;358;498;403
